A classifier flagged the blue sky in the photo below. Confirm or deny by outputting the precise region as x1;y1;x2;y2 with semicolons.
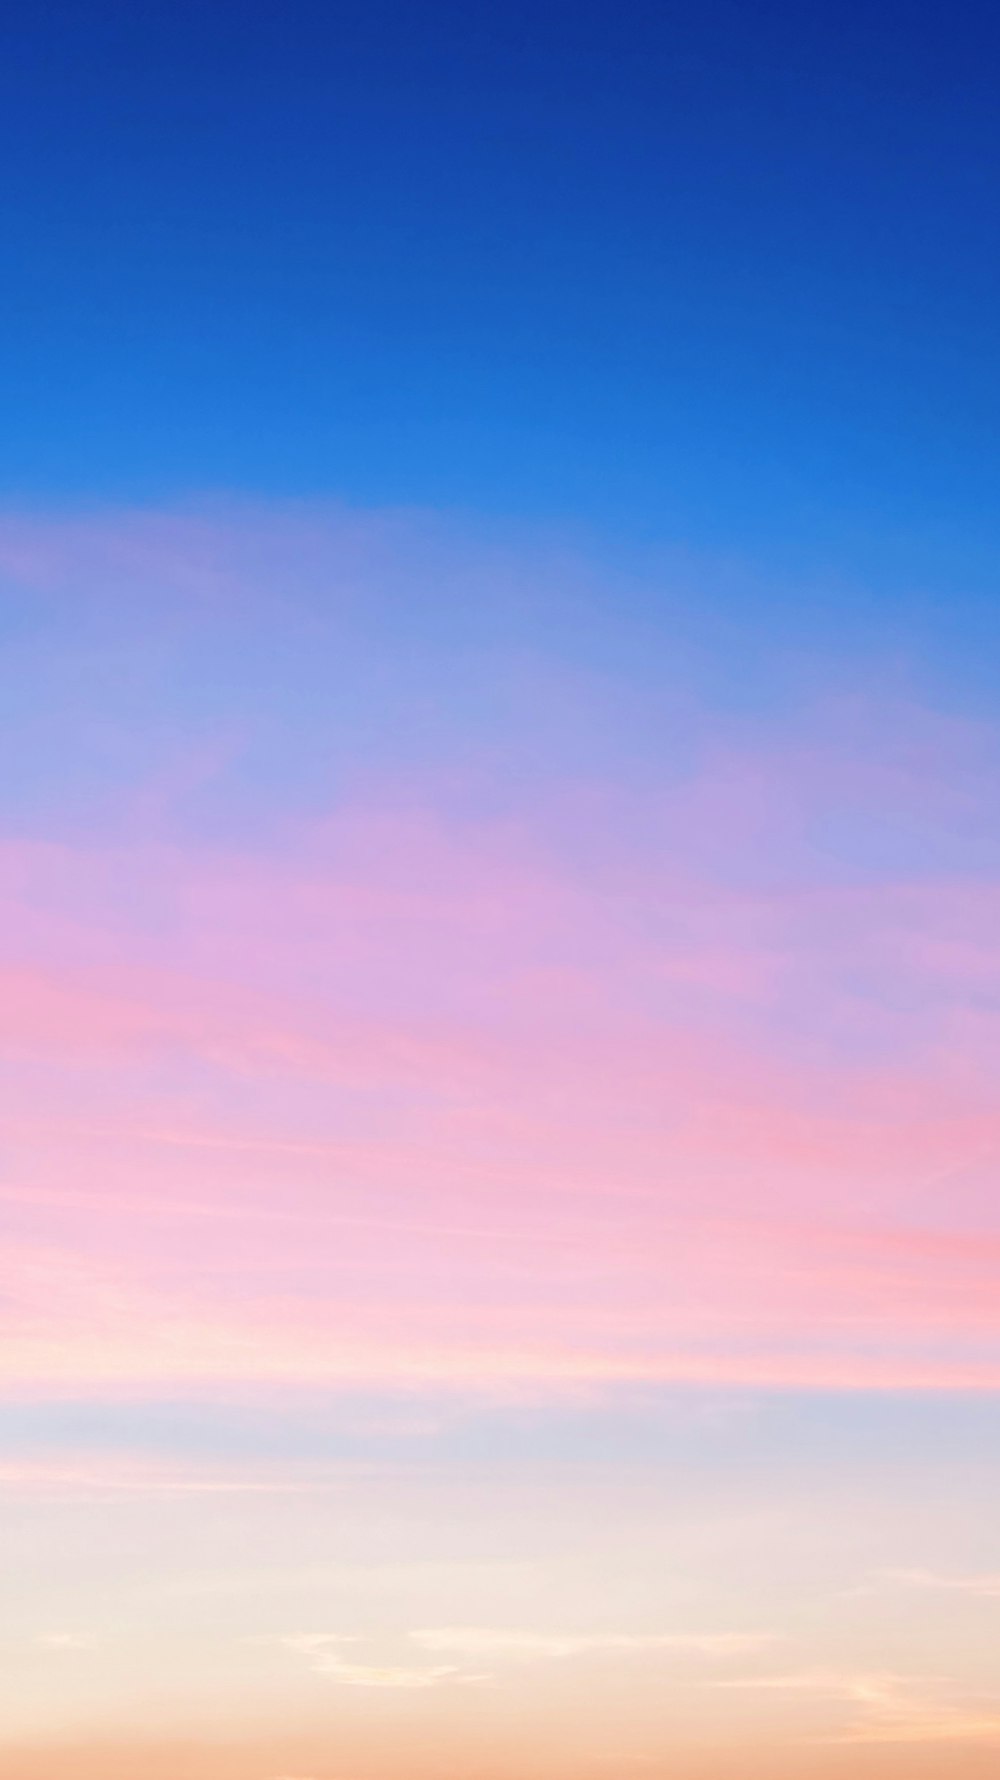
3;0;999;593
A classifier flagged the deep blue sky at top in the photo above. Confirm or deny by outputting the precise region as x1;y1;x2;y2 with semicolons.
2;0;998;594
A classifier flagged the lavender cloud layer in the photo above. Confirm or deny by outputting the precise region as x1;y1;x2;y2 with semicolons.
2;502;1000;1768
1;502;998;1403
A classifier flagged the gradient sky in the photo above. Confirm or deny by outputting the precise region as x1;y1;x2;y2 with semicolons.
2;4;1000;1778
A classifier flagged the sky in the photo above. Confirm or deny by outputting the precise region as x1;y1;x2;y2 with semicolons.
1;3;999;1777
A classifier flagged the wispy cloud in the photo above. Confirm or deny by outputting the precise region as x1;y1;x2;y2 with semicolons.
719;1669;1000;1745
274;1634;483;1689
881;1567;1000;1599
410;1627;771;1660
269;1626;770;1691
0;1455;327;1497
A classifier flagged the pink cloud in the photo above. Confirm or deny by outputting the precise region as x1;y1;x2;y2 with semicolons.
1;506;998;1399
0;820;998;1395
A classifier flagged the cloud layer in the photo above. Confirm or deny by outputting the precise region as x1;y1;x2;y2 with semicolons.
1;504;998;1401
1;502;999;1769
